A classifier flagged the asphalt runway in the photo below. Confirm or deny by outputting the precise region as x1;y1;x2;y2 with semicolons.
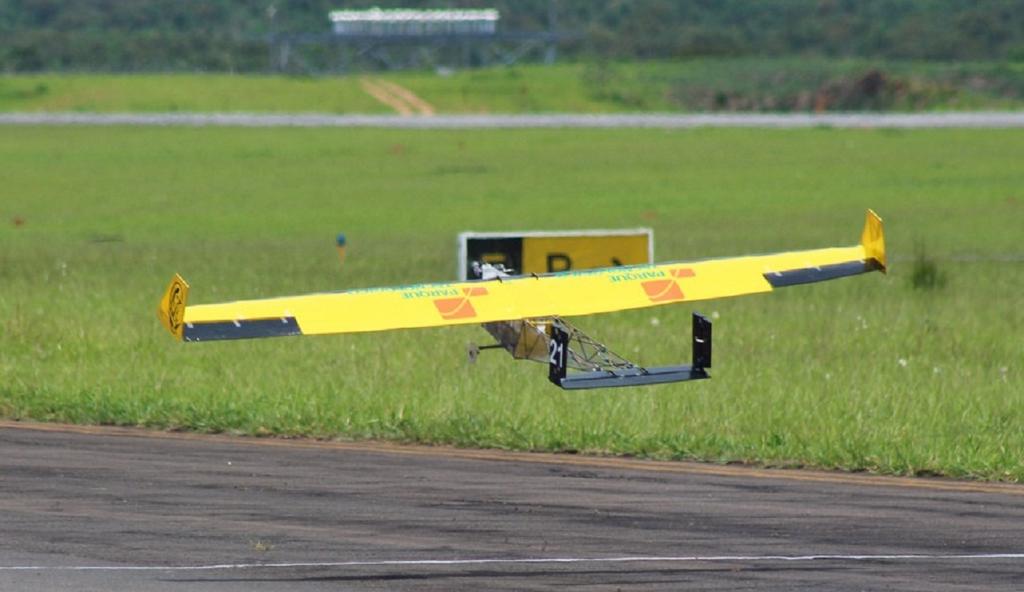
3;111;1024;128
1;421;1022;591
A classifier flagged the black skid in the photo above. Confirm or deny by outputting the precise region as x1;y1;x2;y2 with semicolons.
548;312;712;390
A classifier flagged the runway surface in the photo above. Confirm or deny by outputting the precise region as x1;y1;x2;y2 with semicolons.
1;421;1022;591
3;111;1024;128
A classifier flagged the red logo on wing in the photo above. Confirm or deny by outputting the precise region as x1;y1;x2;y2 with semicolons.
641;268;694;303
434;287;489;320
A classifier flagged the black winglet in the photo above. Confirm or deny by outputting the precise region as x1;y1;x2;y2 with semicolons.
692;312;712;371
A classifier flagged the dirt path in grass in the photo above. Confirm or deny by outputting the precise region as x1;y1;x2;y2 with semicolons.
360;78;435;116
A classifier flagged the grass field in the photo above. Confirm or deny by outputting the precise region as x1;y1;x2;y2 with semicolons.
3;58;1024;113
1;125;1021;480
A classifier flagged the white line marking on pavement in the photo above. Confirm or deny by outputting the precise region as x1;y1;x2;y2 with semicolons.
3;553;1023;571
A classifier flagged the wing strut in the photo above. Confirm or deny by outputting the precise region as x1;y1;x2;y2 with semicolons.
547;312;711;390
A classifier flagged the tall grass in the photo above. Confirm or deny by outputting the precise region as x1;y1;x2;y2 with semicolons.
3;58;1024;114
1;126;1021;480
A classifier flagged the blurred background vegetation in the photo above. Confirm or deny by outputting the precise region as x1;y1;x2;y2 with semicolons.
2;0;1024;73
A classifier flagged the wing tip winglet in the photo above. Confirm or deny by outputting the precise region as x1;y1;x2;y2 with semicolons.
861;209;886;273
157;273;190;340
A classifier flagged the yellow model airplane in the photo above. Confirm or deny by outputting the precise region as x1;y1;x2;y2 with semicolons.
159;210;885;389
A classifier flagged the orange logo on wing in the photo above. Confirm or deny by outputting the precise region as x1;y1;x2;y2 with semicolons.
641;268;694;303
434;287;489;320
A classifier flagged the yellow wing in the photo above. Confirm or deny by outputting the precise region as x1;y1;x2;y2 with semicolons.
158;210;885;342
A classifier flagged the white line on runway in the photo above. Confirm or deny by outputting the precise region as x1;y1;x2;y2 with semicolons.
3;553;1023;571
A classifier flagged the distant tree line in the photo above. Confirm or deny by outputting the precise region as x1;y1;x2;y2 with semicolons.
2;0;1023;72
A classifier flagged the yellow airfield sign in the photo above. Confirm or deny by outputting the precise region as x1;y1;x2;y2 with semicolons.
458;229;653;280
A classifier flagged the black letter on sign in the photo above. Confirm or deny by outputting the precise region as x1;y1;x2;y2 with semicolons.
547;253;572;272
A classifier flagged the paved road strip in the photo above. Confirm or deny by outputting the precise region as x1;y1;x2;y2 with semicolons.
2;420;1020;496
3;112;1024;128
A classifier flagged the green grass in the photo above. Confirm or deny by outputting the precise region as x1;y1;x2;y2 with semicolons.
1;126;1022;480
0;73;389;113
3;58;1024;113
